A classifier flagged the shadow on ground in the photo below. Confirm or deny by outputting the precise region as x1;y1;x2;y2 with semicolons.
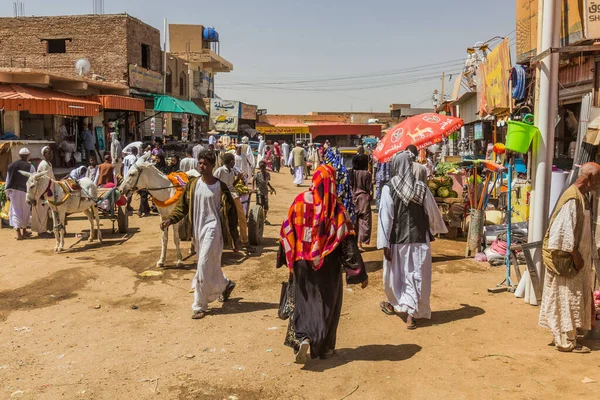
304;344;422;372
211;297;278;316
0;267;93;321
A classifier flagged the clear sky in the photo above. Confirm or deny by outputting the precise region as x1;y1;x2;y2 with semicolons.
1;0;516;114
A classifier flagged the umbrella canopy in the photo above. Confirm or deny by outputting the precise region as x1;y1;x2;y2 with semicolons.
373;113;464;163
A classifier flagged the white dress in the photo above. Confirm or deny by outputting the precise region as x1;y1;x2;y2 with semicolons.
31;160;54;234
191;178;229;313
539;200;595;342
377;186;447;319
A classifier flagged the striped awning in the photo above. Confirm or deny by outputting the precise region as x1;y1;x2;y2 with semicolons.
0;84;100;117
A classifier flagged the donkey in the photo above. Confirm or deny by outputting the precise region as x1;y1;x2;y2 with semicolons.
21;171;102;252
119;153;186;267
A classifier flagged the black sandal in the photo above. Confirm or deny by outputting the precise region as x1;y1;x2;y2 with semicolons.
380;301;394;316
406;316;417;330
219;280;236;303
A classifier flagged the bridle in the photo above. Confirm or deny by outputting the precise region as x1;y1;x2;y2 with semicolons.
126;163;181;193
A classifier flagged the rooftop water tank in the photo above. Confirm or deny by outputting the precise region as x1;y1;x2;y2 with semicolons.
203;27;219;42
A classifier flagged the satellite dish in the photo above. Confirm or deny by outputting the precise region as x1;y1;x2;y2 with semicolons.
75;58;91;76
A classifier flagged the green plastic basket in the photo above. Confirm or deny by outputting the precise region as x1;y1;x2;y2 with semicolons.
505;121;539;153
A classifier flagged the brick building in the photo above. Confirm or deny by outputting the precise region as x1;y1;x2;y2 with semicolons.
0;14;162;86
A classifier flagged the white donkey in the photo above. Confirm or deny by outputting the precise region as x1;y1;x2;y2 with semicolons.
119;153;186;267
20;171;102;252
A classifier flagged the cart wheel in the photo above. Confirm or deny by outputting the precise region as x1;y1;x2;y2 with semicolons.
117;206;129;233
178;218;191;241
248;204;265;245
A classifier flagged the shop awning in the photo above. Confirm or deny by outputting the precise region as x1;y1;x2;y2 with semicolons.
0;84;100;117
94;95;145;112
154;95;207;116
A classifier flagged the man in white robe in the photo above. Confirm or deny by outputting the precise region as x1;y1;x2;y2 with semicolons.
282;141;290;167
377;152;446;329
5;148;35;240
238;138;254;180
31;146;55;235
110;132;123;176
539;162;600;353
161;150;238;319
289;141;305;186
256;134;266;167
179;147;198;173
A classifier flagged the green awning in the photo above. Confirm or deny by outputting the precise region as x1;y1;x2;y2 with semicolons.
153;95;207;116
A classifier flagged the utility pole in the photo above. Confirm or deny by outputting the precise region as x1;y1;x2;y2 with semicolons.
528;0;560;298
441;72;445;105
163;18;167;94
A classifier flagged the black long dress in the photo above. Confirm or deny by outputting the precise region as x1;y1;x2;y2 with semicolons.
277;236;368;359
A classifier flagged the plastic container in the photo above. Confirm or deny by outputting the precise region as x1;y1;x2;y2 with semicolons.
505;121;539;153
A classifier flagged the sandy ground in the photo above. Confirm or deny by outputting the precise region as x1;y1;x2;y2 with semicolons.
1;170;600;400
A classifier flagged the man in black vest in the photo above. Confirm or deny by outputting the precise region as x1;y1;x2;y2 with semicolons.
376;151;447;329
5;147;35;240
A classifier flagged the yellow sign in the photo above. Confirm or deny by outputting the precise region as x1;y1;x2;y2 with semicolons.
257;126;309;135
128;64;163;93
482;38;511;113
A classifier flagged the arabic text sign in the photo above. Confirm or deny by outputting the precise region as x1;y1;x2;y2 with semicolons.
210;99;239;131
257;126;309;135
585;0;600;40
128;64;163;93
241;104;257;120
482;38;511;112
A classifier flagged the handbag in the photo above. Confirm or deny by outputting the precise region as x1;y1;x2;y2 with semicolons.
278;280;291;320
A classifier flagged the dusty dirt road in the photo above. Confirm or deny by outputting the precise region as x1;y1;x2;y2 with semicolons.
1;170;599;400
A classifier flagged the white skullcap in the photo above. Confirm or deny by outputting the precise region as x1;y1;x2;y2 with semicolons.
19;147;30;155
41;146;50;154
241;136;249;144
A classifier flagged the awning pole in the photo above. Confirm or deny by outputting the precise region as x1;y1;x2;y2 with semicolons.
137;111;161;127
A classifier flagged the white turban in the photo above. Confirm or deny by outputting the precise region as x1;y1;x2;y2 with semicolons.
41;146;51;155
19;147;30;155
242;136;249;144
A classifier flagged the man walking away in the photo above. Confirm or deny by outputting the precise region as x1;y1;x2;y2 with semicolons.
214;153;254;252
539;162;600;353
289;141;306;187
406;145;428;184
351;158;373;251
122;147;139;211
180;147;199;173
192;141;205;162
282;140;290;167
5;148;35;240
377;152;447;329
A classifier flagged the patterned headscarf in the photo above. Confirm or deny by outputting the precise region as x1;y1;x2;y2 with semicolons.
324;147;356;223
280;164;355;270
389;151;426;206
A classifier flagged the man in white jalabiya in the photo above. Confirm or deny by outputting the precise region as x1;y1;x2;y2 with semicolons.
31;146;55;235
281;140;290;167
192;141;205;161
122;147;139;211
288;141;306;187
256;134;266;167
377;151;447;330
5;148;35;240
239;137;255;179
539;162;600;353
179;147;198;173
110;132;123;176
161;150;239;319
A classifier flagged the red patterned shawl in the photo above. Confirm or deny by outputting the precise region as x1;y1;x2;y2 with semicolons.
279;164;355;270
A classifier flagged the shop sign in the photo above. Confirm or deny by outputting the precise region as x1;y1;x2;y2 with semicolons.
585;0;600;39
481;38;511;113
210;99;239;132
129;64;163;93
474;122;484;140
257;126;309;135
240;103;258;120
516;0;584;62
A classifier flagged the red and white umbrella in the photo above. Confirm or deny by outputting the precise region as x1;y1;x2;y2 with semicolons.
373;113;464;163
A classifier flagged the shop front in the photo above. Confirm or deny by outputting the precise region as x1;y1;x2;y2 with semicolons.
154;95;207;142
309;124;382;147
94;95;146;145
0;84;101;176
256;125;310;144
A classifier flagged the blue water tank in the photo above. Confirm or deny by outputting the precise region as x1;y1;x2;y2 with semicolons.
203;27;219;42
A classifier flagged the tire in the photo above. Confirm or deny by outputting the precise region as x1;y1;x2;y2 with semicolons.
247;204;265;245
117;206;129;233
